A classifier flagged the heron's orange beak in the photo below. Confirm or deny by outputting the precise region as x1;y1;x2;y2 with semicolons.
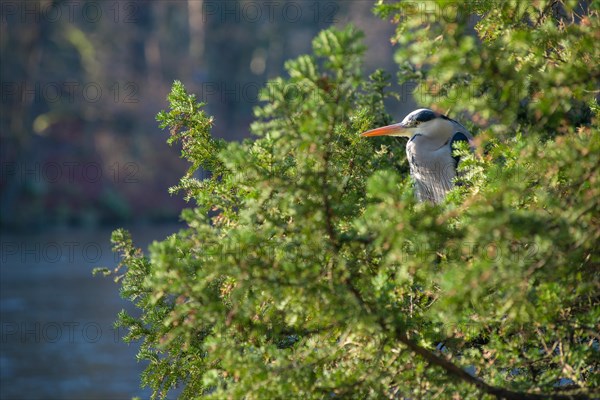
360;123;411;138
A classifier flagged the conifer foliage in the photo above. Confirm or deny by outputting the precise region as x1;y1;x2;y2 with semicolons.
99;3;599;399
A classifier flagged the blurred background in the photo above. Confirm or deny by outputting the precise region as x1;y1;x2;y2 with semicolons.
0;0;405;398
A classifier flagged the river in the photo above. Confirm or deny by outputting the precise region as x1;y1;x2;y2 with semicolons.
1;224;185;399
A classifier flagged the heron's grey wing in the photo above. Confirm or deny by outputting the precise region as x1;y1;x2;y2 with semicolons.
449;132;471;166
449;131;473;187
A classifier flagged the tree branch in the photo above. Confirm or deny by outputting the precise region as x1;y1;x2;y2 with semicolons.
344;279;594;400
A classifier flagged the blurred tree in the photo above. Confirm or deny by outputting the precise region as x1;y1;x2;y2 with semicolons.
1;0;395;231
0;1;190;229
102;1;599;398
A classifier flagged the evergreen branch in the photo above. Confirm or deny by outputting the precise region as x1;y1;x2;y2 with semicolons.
343;277;595;400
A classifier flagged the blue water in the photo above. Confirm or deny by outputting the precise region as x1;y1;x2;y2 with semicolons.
1;224;183;399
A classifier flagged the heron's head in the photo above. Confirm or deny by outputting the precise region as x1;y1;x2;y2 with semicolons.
361;108;453;139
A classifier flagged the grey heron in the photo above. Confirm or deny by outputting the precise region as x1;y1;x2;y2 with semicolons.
361;108;473;203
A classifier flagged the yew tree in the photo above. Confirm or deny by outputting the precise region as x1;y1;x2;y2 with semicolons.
98;2;599;399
